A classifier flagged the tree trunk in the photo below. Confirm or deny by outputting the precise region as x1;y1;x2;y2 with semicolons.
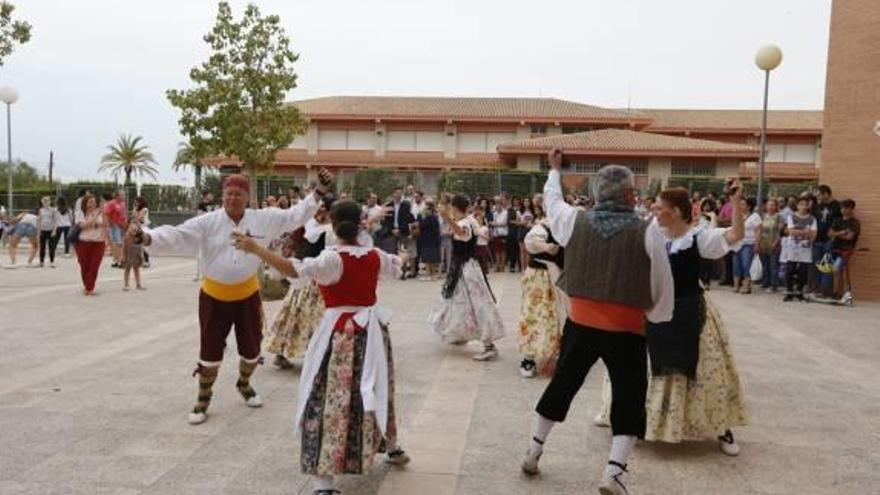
124;170;133;214
195;165;202;192
245;164;258;208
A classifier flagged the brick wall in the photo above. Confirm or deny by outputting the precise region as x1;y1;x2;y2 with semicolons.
819;0;880;299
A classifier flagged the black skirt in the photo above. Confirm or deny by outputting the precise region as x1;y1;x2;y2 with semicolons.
645;291;706;380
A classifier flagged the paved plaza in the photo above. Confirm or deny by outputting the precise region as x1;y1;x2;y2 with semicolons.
1;253;879;495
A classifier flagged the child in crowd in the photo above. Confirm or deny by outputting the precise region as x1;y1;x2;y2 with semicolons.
472;207;492;275
123;219;145;291
782;197;817;301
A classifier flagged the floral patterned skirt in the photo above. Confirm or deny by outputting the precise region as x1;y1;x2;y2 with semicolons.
596;298;747;442
264;282;325;359
300;323;398;475
518;267;564;375
428;259;505;344
645;297;747;442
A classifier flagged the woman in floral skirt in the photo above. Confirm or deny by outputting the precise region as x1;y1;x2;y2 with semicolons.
428;195;505;361
596;183;748;456
517;205;566;378
264;201;333;368
234;200;408;495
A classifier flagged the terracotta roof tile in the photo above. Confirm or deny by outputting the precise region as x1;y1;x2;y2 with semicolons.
267;149;508;170
497;129;760;157
292;96;646;123
637;109;823;133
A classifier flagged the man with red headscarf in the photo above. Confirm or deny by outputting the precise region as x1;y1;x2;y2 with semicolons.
134;169;334;425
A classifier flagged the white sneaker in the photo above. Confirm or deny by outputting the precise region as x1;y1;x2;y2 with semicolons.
593;412;611;428
521;447;542;475
50;262;56;268
2;263;17;269
473;347;499;361
188;411;207;425
718;430;740;457
245;394;263;408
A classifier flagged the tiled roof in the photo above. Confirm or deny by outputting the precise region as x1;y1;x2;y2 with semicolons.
497;129;760;157
739;162;819;180
637;109;823;133
292;96;647;123
208;149;510;170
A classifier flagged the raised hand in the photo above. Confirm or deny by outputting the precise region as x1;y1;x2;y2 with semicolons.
317;167;334;193
548;148;563;170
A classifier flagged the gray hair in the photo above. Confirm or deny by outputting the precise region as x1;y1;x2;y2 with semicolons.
591;165;635;203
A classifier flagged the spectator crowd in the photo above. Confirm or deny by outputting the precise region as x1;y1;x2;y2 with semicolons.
0;180;862;303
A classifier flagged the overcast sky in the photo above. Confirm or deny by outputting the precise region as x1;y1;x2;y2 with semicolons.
4;0;832;184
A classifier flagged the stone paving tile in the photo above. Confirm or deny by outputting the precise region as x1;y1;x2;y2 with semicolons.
2;254;880;494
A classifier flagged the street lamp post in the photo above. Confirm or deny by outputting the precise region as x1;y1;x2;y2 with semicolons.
754;45;782;208
0;87;19;214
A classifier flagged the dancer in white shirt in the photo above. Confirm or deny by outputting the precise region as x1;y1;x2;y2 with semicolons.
134;170;333;425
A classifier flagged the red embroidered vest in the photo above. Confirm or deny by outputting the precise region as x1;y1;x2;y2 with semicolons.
318;250;380;308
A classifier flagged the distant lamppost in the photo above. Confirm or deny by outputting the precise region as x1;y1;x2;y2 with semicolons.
754;45;783;207
0;87;18;214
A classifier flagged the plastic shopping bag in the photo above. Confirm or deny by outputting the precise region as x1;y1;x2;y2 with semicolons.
749;256;763;281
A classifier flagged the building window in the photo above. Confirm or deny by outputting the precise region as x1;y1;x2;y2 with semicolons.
486;132;517;151
672;159;717;177
317;129;375;151
562;126;591;134
388;131;416;151
530;124;547;135
415;131;444;151
539;158;648;176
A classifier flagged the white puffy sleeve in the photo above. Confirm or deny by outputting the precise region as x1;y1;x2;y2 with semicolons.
259;193;322;241
453;218;474;242
644;221;675;323
524;224;555;255
292;249;343;286
145;214;206;256
696;227;732;260
377;249;404;280
543;169;577;247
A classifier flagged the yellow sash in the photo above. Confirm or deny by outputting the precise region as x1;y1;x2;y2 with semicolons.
201;274;260;302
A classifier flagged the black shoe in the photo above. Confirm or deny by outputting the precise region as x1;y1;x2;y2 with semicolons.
783;294;794;302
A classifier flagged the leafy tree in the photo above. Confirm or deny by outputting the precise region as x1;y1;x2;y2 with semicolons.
167;2;304;188
350;169;402;202
0;160;47;189
0;2;31;67
173;141;212;191
98;134;159;185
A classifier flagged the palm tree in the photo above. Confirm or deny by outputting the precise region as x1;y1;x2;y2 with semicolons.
98;134;159;185
173;141;207;191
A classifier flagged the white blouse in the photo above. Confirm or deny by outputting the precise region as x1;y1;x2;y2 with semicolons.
454;216;478;242
524;221;557;255
664;222;732;260
145;194;320;284
293;245;403;286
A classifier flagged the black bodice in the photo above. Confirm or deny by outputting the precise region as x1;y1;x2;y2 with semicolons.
452;234;477;260
529;224;565;270
669;234;702;298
